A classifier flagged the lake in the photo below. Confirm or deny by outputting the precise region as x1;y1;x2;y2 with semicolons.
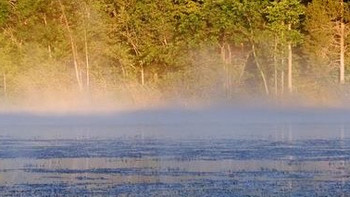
1;108;350;196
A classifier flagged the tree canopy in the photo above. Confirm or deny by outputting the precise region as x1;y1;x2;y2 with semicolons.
0;0;349;108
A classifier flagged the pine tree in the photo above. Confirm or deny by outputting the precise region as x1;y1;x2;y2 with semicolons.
305;0;350;84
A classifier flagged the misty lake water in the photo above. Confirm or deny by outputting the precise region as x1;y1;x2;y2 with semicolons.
1;108;350;196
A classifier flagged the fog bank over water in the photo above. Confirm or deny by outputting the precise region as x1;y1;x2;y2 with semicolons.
1;102;350;140
1;105;350;125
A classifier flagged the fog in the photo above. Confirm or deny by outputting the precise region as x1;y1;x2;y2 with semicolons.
0;106;349;140
1;106;350;125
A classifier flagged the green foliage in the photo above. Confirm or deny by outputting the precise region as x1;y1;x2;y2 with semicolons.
304;0;349;74
266;0;304;43
0;0;348;105
0;0;10;26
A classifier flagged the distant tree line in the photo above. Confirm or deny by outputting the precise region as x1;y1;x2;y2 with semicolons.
0;0;349;105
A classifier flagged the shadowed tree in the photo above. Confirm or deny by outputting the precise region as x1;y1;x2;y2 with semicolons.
266;0;304;94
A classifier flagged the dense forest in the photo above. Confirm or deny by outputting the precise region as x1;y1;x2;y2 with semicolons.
0;0;349;109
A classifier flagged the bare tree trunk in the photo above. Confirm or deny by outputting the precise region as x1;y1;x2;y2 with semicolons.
287;43;293;93
79;69;83;88
48;45;52;58
238;53;250;84
252;43;269;95
220;43;229;95
3;73;7;98
340;22;345;84
287;24;293;93
220;44;225;63
58;0;83;91
84;29;90;90
43;14;52;58
226;44;232;97
246;17;269;95
141;65;145;86
126;32;145;86
281;70;285;96
340;1;345;84
226;43;232;64
84;4;90;90
274;36;278;96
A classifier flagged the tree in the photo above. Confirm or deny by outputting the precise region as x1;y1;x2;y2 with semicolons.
239;0;271;95
200;0;247;96
305;0;350;84
0;33;17;98
266;0;304;94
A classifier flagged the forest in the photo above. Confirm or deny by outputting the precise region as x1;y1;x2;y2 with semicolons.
0;0;348;110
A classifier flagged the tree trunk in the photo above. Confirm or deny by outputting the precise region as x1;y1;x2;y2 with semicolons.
3;73;7;98
48;45;52;58
252;43;269;95
281;70;285;96
220;43;229;95
220;44;225;63
84;4;90;90
58;0;83;91
340;1;345;84
226;44;232;97
226;43;232;64
340;22;345;84
274;36;278;96
43;14;52;58
238;53;250;84
141;65;145;86
287;24;293;93
84;29;90;90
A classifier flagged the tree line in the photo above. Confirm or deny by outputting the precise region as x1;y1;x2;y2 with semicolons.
0;0;348;106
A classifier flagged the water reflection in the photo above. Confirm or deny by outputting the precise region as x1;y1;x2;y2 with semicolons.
1;119;350;196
